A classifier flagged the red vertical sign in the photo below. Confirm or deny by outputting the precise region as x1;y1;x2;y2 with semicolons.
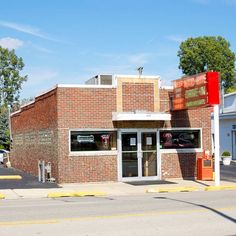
206;72;220;105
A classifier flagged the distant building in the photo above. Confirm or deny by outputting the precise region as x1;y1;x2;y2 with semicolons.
217;91;236;160
10;74;212;183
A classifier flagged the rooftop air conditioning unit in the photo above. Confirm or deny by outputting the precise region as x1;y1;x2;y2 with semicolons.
85;74;113;85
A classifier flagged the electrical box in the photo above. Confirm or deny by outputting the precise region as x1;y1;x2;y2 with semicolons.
197;151;213;180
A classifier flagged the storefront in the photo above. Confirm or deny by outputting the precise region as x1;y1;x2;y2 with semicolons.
10;74;211;183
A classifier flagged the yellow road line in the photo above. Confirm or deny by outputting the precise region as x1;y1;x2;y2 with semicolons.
0;206;235;227
0;175;22;180
0;219;58;226
0;193;5;199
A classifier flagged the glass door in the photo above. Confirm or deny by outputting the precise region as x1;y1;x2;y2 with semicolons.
121;133;138;177
120;130;158;180
141;132;157;177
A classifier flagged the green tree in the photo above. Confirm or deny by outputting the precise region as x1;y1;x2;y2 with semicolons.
0;46;27;149
0;46;27;106
178;36;236;90
225;83;236;94
0;106;10;149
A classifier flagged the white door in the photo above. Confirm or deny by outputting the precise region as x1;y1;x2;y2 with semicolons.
118;129;160;181
232;131;236;160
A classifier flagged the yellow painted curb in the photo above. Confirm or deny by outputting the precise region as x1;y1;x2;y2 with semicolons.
205;186;236;191
0;175;22;180
47;191;106;198
146;186;199;193
0;193;5;199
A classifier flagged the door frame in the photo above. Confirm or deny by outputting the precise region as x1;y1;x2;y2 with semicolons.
232;130;236;160
117;128;161;182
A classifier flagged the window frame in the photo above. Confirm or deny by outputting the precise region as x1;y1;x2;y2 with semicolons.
69;129;118;156
158;128;203;153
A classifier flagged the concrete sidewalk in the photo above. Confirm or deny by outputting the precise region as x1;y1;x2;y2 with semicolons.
1;179;236;199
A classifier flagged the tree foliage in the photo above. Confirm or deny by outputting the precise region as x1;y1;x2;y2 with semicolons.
0;46;27;106
0;46;27;149
0;106;10;149
178;36;236;90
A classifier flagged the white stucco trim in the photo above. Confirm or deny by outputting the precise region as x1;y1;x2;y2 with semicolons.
57;84;116;89
112;112;171;121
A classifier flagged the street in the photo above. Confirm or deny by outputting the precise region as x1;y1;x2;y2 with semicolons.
0;190;236;236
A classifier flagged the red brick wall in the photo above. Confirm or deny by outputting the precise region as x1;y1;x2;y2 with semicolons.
57;87;116;128
160;106;212;179
10;90;59;179
161;152;203;178
57;129;117;183
10;84;212;183
160;89;173;112
56;87;117;183
122;83;154;112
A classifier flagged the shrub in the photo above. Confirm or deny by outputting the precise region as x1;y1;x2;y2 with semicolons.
221;151;231;157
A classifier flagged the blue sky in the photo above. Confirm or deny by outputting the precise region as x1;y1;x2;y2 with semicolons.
0;0;236;99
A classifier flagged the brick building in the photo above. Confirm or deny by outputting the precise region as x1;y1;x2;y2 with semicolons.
10;74;211;183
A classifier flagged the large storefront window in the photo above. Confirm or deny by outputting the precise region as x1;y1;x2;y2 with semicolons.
160;129;201;149
70;131;117;152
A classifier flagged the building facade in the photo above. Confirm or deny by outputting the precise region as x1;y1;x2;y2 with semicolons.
216;91;236;160
10;75;212;183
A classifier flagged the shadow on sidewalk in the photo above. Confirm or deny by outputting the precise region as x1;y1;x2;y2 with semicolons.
124;180;177;186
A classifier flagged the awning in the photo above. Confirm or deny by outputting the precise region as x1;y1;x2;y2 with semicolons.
112;112;171;121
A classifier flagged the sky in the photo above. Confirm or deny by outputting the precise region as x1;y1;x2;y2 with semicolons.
0;0;236;99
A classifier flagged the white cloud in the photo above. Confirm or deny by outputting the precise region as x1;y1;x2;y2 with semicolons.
0;37;23;50
127;53;151;65
95;52;152;65
20;67;59;98
159;67;183;86
166;35;187;43
27;41;53;54
83;65;133;75
223;0;236;5
0;21;66;43
24;68;58;86
190;0;211;4
0;21;49;39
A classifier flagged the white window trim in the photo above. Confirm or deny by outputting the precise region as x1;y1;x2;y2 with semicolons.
69;129;117;155
69;150;118;157
158;128;203;153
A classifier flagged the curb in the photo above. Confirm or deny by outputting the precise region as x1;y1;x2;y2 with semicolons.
205;185;236;191
0;193;5;199
47;191;106;198
146;186;199;193
0;175;22;180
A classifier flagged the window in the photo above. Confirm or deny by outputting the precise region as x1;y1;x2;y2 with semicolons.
160;129;201;149
70;131;117;152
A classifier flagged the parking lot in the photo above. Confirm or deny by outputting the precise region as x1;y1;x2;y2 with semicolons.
0;164;59;189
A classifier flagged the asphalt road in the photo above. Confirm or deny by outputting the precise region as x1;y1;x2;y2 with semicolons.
0;165;59;189
0;191;236;236
221;161;236;183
